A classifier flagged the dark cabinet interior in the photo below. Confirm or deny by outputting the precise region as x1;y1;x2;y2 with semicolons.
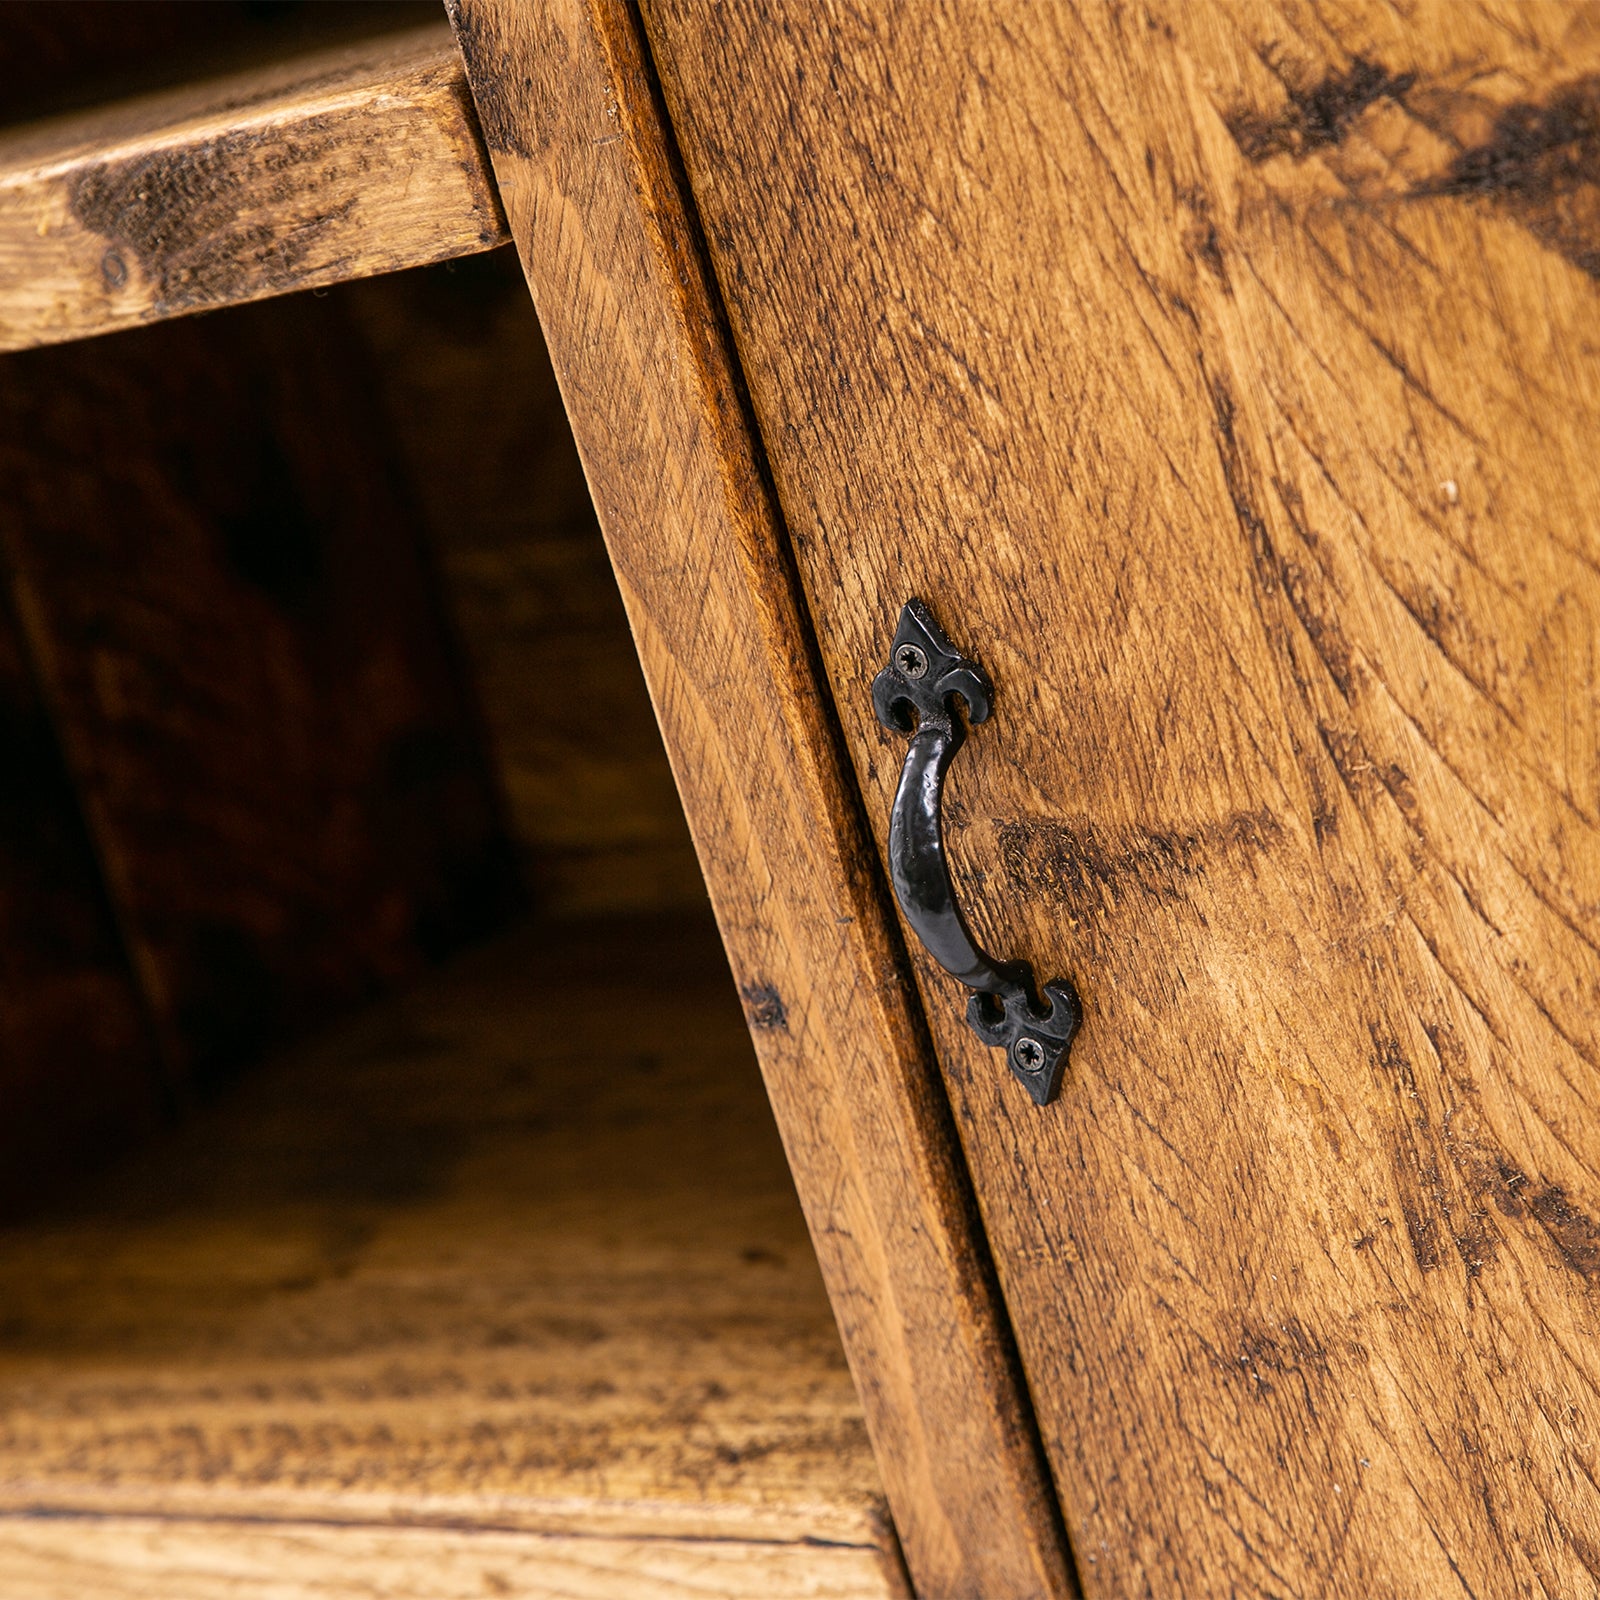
0;246;703;1206
0;53;904;1576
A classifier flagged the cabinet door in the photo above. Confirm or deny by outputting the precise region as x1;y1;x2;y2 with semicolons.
635;3;1600;1595
448;3;1075;1595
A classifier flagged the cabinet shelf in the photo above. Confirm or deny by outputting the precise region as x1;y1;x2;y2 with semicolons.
0;914;907;1599
0;21;506;354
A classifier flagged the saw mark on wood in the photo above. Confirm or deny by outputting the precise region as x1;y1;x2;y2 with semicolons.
1268;479;1358;700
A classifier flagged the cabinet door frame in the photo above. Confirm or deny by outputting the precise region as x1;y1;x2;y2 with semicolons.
445;1;1077;1594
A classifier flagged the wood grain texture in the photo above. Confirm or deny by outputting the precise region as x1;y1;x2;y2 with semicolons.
337;252;707;917
0;917;907;1600
0;1517;901;1600
0;298;519;1088
637;0;1600;1594
0;21;506;353
447;2;1076;1593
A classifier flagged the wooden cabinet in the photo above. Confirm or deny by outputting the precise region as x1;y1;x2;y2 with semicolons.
457;1;1600;1595
5;3;1600;1596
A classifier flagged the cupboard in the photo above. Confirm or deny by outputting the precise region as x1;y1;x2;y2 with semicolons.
4;3;1599;1596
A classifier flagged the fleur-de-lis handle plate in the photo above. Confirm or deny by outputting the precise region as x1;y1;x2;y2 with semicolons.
872;598;1081;1105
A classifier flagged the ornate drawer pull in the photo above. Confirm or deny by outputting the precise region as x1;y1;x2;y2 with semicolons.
872;599;1081;1105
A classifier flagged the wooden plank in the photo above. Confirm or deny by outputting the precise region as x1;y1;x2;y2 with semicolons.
337;253;708;917
0;296;519;1087
0;917;907;1600
0;582;163;1217
0;1517;900;1600
446;1;1076;1594
0;22;506;354
634;0;1600;1594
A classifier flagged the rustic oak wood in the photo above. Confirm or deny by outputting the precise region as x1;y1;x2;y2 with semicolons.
0;1518;903;1600
0;917;908;1600
638;0;1600;1594
0;22;506;353
448;2;1076;1593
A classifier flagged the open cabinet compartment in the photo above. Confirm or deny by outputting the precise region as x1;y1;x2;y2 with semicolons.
0;43;908;1589
0;916;902;1598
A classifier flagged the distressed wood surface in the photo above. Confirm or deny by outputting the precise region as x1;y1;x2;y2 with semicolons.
0;917;907;1600
0;21;506;353
637;0;1600;1594
0;298;518;1089
448;1;1076;1594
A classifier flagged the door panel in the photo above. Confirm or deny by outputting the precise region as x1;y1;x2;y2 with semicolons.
446;1;1077;1592
639;2;1600;1593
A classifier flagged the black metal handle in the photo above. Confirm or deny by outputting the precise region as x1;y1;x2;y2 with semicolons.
872;599;1081;1105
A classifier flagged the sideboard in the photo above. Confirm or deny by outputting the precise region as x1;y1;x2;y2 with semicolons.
3;4;1597;1597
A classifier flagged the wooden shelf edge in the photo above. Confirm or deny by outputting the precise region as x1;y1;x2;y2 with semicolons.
0;22;508;353
0;1511;912;1600
0;1481;892;1551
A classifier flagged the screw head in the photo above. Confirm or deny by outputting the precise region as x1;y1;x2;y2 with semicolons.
895;643;929;680
1011;1036;1047;1075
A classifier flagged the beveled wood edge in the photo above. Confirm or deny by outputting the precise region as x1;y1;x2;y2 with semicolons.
0;22;508;354
446;0;1078;1593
